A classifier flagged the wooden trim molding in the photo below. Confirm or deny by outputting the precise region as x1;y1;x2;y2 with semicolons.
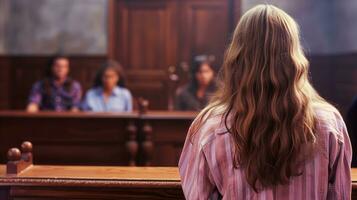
0;178;181;188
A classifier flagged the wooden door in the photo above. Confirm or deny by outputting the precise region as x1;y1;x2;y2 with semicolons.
110;0;240;110
179;0;232;71
111;0;178;110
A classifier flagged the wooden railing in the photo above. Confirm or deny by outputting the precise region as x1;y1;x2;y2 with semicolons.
0;142;356;199
0;111;197;166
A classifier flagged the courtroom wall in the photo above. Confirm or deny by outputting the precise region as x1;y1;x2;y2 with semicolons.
0;0;107;55
242;0;357;55
2;0;357;55
0;0;10;54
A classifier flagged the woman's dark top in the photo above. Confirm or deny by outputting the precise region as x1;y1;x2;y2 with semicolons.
28;78;82;111
347;96;357;166
175;85;211;111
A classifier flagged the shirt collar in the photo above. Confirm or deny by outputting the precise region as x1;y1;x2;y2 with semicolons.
96;86;121;97
112;86;121;96
50;77;70;88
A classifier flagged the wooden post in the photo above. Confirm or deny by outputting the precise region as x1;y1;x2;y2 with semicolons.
142;121;153;166
126;121;138;166
138;98;149;114
137;98;153;166
21;141;33;163
6;141;33;175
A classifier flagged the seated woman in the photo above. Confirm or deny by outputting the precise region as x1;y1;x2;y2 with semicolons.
27;55;82;112
82;60;132;112
179;5;351;199
175;55;216;111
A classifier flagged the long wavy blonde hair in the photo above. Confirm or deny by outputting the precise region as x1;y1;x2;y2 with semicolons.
190;4;336;191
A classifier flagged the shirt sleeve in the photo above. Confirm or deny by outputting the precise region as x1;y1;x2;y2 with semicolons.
327;113;352;200
125;90;133;112
71;82;82;109
178;126;216;199
28;81;43;105
175;89;186;111
81;90;94;111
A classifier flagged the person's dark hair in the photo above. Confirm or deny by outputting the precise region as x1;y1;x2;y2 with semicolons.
93;60;126;88
45;55;68;78
43;54;73;97
187;55;216;95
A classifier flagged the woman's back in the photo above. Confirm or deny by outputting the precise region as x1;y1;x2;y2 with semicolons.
178;4;352;199
179;107;352;199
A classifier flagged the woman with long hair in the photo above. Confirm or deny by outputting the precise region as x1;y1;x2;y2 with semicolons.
81;60;132;112
179;5;352;199
175;55;216;111
27;55;82;112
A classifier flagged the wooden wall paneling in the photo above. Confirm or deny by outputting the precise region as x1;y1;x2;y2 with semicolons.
114;0;178;110
179;0;231;71
148;119;190;166
10;57;44;110
0;56;11;110
0;113;138;166
66;56;107;92
0;111;196;166
138;111;195;166
109;0;241;109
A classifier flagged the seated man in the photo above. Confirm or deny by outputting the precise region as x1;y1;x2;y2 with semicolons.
27;55;82;112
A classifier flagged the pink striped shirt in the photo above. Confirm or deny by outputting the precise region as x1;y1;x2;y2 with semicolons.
179;108;352;199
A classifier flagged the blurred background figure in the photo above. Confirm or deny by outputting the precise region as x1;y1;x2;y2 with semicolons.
347;96;357;167
175;55;216;111
82;60;132;112
26;55;82;112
